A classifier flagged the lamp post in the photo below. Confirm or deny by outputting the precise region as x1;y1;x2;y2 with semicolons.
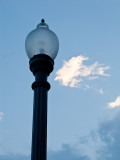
25;19;59;160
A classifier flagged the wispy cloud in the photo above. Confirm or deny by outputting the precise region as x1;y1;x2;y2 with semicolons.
108;96;120;109
97;111;120;159
1;112;120;160
55;55;110;88
48;144;89;160
0;112;3;120
49;112;120;160
0;155;30;160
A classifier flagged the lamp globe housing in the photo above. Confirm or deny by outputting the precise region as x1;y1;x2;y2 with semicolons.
25;20;59;60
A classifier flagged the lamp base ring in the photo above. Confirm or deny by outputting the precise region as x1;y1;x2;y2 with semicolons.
32;81;50;90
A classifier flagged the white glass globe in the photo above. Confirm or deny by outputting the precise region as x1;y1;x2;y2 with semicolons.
25;20;59;60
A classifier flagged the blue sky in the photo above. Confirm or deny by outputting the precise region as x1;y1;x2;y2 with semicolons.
0;0;120;159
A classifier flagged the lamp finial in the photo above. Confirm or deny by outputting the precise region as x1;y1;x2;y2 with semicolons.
41;19;45;23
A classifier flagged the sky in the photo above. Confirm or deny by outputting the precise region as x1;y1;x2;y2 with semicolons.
0;0;120;159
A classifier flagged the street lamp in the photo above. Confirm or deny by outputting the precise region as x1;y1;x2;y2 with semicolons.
25;19;59;160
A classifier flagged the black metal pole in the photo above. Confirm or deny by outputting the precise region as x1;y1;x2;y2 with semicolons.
29;54;54;160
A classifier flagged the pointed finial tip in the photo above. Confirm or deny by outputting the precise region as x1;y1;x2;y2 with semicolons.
41;19;45;23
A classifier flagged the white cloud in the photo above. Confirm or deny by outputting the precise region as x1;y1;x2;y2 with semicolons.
55;55;110;88
88;76;98;80
85;85;90;89
0;112;3;120
98;88;103;94
108;96;120;109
